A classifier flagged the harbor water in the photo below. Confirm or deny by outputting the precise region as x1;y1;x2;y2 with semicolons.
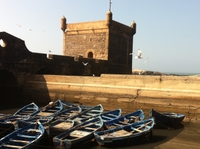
0;106;200;149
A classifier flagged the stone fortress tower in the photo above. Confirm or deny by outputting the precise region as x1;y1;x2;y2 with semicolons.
61;10;136;74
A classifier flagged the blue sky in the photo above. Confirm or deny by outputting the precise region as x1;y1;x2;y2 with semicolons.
0;0;200;74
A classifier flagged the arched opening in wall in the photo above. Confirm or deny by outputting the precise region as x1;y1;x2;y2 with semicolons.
36;68;55;74
0;70;16;86
87;52;93;58
0;70;21;103
0;39;7;48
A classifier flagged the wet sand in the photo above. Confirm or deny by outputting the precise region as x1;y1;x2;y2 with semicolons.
0;107;200;149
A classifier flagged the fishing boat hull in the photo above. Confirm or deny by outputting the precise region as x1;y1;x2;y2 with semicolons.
0;115;30;138
47;106;82;137
150;109;185;129
13;102;39;116
0;120;45;149
101;109;122;122
48;119;74;137
0;103;39;138
53;106;82;121
31;100;63;117
18;116;54;130
69;104;104;124
94;118;154;147
96;129;153;147
53;116;103;149
104;109;145;129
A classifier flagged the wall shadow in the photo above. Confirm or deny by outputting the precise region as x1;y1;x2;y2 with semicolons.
0;71;51;109
21;74;52;107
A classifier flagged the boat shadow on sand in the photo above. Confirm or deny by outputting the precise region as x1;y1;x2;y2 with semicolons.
142;124;184;148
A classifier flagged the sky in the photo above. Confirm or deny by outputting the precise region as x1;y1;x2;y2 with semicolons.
0;0;200;74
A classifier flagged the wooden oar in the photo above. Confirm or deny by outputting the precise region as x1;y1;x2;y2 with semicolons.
76;121;99;129
41;101;54;111
131;120;152;133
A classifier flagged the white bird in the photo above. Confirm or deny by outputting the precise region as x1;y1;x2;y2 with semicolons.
16;23;34;32
0;39;6;47
129;52;134;55
82;62;89;66
135;49;143;59
16;24;21;27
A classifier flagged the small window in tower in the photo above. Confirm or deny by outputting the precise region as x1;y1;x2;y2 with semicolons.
89;38;92;42
88;52;93;58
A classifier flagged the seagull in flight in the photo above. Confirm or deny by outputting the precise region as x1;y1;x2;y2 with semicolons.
82;62;89;66
135;49;143;59
16;24;21;27
16;23;33;32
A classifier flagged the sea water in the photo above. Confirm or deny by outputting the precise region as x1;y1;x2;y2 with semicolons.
164;72;200;76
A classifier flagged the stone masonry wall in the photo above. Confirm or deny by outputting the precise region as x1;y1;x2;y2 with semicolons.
64;21;109;60
22;74;200;122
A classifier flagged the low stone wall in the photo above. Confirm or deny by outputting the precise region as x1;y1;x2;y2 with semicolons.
22;74;200;122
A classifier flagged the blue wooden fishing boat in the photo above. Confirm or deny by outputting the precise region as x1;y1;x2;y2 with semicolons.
101;109;122;123
53;106;82;120
0;116;27;138
13;102;39;116
0;120;44;149
17;116;54;130
69;104;104;124
31;100;63;117
48;106;82;137
48;119;74;138
0;102;38;120
94;118;154;147
104;109;145;129
53;116;103;149
17;100;63;130
0;103;39;138
149;109;185;129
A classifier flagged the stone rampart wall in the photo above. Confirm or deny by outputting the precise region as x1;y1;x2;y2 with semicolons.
23;74;200;121
25;74;200;99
